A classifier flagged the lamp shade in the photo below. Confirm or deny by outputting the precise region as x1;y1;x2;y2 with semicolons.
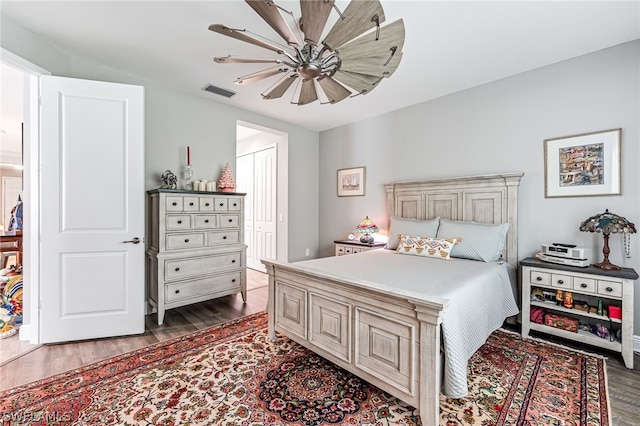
579;209;636;235
355;216;378;243
579;209;636;270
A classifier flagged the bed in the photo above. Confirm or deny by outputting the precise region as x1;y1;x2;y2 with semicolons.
262;172;523;425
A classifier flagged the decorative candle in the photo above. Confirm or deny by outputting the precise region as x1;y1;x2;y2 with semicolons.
187;146;191;166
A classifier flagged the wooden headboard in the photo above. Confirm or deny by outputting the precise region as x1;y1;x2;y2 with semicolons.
384;173;524;268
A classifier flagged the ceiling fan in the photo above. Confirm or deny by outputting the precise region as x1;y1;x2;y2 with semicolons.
209;0;404;106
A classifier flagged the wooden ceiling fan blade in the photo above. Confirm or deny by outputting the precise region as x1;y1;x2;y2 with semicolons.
297;79;318;105
337;19;405;61
209;24;284;54
333;70;380;94
322;0;385;51
262;73;299;99
317;75;352;104
299;0;335;46
340;51;403;78
245;0;299;46
214;56;282;64
234;66;290;85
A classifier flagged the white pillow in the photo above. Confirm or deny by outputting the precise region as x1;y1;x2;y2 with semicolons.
386;217;440;250
436;219;509;262
396;234;460;260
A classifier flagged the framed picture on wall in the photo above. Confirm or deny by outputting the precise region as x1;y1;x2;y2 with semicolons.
544;128;621;198
337;167;365;197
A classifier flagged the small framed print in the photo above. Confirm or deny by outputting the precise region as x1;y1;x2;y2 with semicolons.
337;167;365;197
544;128;621;198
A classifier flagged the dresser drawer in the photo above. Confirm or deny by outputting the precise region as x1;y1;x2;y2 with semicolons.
214;198;229;211
228;198;241;211
183;197;200;211
199;197;214;211
209;230;240;245
219;214;240;228
529;270;550;286
550;273;572;290
166;196;183;211
166;232;205;250
597;280;622;298
573;277;596;293
165;253;242;280
166;214;192;230
194;214;218;229
165;272;242;303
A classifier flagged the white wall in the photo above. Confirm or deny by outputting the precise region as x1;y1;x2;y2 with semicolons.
1;13;320;262
319;40;640;332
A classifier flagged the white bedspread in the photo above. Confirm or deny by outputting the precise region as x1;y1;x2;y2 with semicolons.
290;249;519;398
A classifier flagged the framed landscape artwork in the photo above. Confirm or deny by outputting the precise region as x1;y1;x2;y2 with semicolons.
337;167;365;197
544;128;621;198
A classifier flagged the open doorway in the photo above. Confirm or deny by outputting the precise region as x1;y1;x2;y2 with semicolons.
236;121;289;271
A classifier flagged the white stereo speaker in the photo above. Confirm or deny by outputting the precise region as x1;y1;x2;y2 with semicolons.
540;244;587;260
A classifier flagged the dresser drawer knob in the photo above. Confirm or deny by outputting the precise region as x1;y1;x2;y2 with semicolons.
204;219;209;223
228;219;233;223
535;276;542;281
189;202;194;206
223;236;227;239
177;220;182;224
233;203;237;207
184;239;189;243
580;283;588;288
219;202;224;206
231;259;236;263
557;279;564;285
175;267;180;272
606;287;613;292
232;279;236;283
175;289;180;294
205;202;210;206
172;202;177;206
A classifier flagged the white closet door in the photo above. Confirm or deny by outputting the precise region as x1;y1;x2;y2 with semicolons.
253;147;276;272
236;154;256;269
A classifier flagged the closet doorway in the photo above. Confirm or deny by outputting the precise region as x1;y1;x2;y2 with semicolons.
236;122;285;272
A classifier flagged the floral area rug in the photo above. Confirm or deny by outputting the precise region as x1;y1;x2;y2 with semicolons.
0;312;609;425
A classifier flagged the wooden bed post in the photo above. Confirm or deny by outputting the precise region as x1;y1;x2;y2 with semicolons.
410;298;447;426
264;263;277;341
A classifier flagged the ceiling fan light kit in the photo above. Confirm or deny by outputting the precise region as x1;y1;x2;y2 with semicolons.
209;0;404;106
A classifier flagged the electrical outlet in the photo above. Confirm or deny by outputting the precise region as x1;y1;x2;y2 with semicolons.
305;248;310;256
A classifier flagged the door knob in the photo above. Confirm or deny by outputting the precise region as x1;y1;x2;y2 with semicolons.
123;237;141;244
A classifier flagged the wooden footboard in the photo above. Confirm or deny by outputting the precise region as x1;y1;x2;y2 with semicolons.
262;259;448;426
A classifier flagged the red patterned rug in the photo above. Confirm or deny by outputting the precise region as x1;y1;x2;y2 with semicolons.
0;312;609;425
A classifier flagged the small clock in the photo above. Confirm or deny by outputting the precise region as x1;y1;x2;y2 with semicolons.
347;233;355;240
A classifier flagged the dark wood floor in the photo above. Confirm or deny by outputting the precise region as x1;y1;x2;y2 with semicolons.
1;269;638;425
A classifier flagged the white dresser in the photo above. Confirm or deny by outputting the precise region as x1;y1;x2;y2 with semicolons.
146;189;246;325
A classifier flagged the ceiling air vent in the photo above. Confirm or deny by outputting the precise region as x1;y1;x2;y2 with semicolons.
202;84;236;98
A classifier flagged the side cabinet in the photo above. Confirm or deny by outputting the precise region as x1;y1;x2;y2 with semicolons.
520;257;637;369
146;189;246;325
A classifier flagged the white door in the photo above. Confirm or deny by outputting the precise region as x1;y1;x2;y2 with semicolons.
253;147;276;272
39;75;145;343
236;154;255;269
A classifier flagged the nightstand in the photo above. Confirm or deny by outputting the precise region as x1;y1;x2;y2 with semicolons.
520;257;638;369
334;239;386;256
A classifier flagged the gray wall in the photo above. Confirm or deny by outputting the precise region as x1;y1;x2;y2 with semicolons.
320;40;640;334
1;13;320;262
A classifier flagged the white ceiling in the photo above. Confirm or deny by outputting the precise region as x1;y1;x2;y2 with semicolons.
1;1;639;133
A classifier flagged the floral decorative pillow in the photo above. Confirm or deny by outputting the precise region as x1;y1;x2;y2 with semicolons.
396;234;461;260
